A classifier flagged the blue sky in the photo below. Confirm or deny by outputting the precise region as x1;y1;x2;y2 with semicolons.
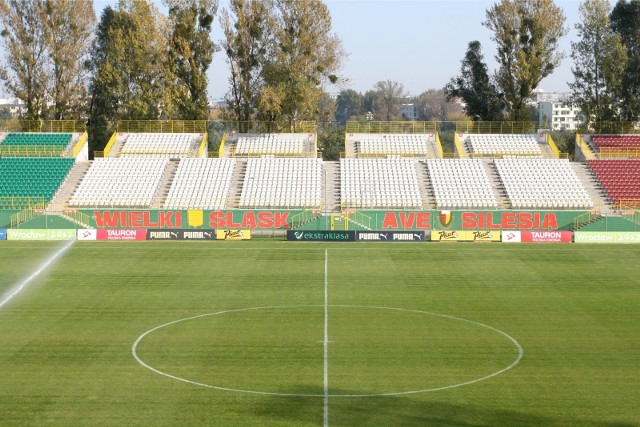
3;1;614;100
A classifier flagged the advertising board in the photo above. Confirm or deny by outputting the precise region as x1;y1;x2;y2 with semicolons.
8;229;76;241
0;229;6;240
502;231;521;243
575;232;640;244
147;229;215;240
356;231;425;242
216;230;251;240
97;229;147;241
77;229;97;241
287;230;356;242
521;231;572;243
430;230;500;242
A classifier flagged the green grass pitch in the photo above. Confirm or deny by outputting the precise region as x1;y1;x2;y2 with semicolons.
0;241;639;426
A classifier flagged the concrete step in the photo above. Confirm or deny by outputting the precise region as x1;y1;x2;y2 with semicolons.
227;158;246;208
50;161;92;207
151;159;179;208
416;160;434;209
571;162;614;213
322;161;341;212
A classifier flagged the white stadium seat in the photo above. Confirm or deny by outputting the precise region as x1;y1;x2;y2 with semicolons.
340;158;422;208
69;157;168;207
164;158;236;210
239;157;322;208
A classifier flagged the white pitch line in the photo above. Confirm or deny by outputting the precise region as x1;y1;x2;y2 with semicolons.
323;248;330;427
0;240;75;310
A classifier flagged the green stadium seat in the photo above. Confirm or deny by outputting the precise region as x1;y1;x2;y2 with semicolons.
0;157;74;208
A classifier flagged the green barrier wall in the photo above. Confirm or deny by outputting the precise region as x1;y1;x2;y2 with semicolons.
2;209;639;232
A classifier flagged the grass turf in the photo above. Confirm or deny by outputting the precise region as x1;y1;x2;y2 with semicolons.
0;241;639;426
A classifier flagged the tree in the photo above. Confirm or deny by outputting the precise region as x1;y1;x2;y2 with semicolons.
362;89;381;119
221;0;270;124
41;0;96;120
444;41;504;121
610;0;640;121
374;80;406;121
334;89;363;124
88;1;168;152
317;123;343;161
0;0;48;120
569;0;627;126
413;89;454;121
164;0;218;120
484;0;567;121
258;0;344;127
315;91;336;123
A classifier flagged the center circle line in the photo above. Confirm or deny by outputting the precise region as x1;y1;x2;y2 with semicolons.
131;304;524;397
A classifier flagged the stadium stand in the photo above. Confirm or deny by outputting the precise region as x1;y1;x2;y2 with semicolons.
68;157;168;207
592;134;640;148
355;133;431;156
340;158;422;208
239;157;322;208
0;157;75;208
0;132;73;156
234;133;314;156
495;158;593;209
119;133;202;157
588;159;640;207
590;134;640;158
426;158;498;209
164;158;236;209
462;133;542;157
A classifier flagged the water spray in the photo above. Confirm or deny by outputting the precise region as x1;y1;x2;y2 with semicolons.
0;240;75;310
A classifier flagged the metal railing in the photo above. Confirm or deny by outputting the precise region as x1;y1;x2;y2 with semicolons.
454;121;539;134
0;120;86;132
0;145;64;157
598;147;640;158
115;120;207;133
0;196;46;210
215;121;317;134
346;121;438;134
587;122;640;134
10;202;47;228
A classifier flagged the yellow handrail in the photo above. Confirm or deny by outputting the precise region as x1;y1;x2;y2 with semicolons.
198;132;208;158
435;132;444;158
218;132;227;158
72;131;88;158
453;133;465;158
103;132;118;157
546;133;561;159
576;134;594;160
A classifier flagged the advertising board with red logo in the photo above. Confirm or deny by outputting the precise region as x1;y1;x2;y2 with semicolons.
77;229;97;241
96;229;147;241
521;231;572;243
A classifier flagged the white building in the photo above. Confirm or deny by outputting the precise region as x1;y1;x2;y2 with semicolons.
538;99;583;131
399;103;417;120
0;97;25;117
